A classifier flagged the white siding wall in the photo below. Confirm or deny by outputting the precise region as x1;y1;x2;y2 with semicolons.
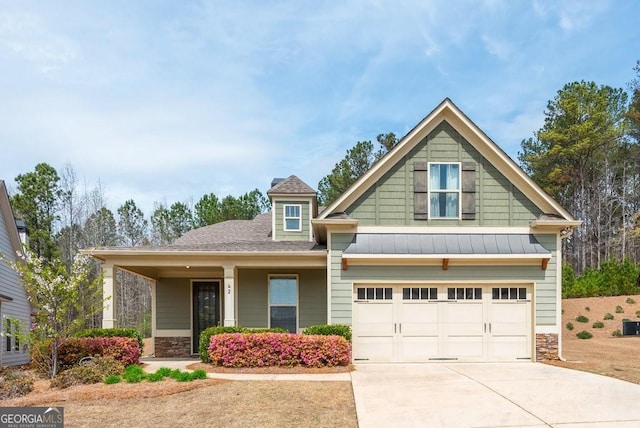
0;208;30;367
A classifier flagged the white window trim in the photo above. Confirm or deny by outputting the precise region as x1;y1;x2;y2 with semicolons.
428;162;461;220
4;316;20;353
267;274;299;332
283;204;302;232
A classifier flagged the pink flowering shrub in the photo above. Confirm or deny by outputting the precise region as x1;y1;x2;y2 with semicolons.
208;333;351;368
34;337;141;373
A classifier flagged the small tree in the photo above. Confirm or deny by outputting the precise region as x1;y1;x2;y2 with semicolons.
2;249;104;377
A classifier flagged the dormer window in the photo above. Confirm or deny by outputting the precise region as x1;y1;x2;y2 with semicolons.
284;204;302;231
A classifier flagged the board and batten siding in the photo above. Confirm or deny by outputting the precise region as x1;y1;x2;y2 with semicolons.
237;268;326;330
347;121;542;226
0;208;30;366
330;232;558;327
273;200;311;241
156;278;191;330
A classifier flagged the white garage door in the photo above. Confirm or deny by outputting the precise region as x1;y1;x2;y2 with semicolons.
353;285;531;363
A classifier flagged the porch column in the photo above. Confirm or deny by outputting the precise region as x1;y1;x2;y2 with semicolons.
102;263;117;328
223;265;236;326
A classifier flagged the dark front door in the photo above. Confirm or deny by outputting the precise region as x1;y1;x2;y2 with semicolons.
193;281;221;353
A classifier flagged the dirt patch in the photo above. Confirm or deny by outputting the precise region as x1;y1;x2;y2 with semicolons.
546;295;640;384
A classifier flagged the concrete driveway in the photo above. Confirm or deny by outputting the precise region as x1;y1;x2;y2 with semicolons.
351;363;640;428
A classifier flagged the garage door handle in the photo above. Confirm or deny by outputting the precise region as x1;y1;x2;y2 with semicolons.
489;323;492;333
394;323;397;333
399;323;402;333
484;323;486;333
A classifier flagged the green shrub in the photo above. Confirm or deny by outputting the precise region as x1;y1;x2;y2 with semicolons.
171;371;193;382
198;326;286;362
616;305;624;314
563;258;640;298
189;369;208;380
592;321;604;328
576;331;593;339
604;313;614;320
104;375;122;384
76;328;144;350
146;372;166;382
627;297;636;304
584;307;590;312
612;329;622;337
636;311;640;319
0;372;34;399
303;324;352;342
576;315;589;323
566;322;574;331
155;367;172;378
123;365;146;383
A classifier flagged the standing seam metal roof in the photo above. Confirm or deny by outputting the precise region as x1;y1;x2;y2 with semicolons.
342;234;550;255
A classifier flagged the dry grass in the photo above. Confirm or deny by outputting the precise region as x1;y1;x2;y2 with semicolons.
1;366;357;428
546;294;640;384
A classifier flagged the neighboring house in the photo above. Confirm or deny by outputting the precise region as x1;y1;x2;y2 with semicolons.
0;180;30;367
85;99;580;362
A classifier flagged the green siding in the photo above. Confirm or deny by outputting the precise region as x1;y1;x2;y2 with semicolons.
156;278;191;329
238;268;327;330
274;200;312;241
347;121;542;226
330;232;558;326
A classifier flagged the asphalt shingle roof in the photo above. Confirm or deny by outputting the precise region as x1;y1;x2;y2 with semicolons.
267;175;316;195
167;212;324;252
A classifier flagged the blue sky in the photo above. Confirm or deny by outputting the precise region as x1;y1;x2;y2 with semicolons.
1;0;638;216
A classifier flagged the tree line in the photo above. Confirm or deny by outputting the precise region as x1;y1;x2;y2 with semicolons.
519;62;640;281
7;163;270;332
7;60;640;329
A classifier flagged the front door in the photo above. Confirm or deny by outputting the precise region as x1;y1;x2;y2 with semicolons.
192;281;221;354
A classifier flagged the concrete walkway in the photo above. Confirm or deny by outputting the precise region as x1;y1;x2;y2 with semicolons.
351;363;640;428
140;357;351;381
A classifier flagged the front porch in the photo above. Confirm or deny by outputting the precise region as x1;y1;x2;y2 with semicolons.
94;250;327;358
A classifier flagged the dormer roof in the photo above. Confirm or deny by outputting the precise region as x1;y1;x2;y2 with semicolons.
267;175;316;197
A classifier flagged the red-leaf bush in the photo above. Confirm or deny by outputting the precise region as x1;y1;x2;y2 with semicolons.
32;337;141;373
208;333;350;368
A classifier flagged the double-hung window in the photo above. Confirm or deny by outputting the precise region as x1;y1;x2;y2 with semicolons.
429;163;461;218
283;204;301;231
269;275;298;333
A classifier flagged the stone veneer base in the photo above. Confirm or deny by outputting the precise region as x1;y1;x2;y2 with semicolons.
154;336;192;358
535;333;559;361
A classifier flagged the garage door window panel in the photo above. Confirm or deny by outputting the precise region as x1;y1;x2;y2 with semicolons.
402;287;437;300
357;287;391;301
492;287;527;301
448;287;482;300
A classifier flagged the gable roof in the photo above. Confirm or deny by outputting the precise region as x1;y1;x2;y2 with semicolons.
0;180;23;257
318;98;577;222
267;175;316;196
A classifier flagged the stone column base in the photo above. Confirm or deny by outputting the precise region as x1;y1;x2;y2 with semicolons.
154;337;192;358
535;333;559;361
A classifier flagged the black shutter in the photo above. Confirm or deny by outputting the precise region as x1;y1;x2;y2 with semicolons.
461;162;476;220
